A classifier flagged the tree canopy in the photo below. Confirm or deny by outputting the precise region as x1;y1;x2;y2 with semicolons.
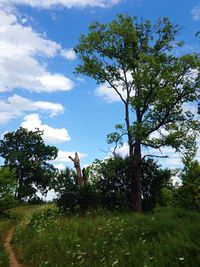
75;15;200;211
0;127;58;200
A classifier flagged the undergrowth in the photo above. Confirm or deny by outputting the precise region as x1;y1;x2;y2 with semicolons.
0;203;54;267
13;207;200;267
0;220;11;267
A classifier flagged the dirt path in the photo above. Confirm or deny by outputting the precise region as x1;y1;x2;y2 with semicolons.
4;228;25;267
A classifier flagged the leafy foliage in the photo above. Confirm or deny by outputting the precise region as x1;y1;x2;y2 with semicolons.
90;156;171;211
176;160;200;210
75;15;200;155
75;15;200;211
142;159;172;210
0;167;17;217
53;168;99;212
54;157;171;212
0;127;58;200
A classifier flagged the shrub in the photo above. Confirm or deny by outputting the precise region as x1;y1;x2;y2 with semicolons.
54;158;171;213
53;168;99;213
176;160;200;210
90;157;171;211
0;167;17;217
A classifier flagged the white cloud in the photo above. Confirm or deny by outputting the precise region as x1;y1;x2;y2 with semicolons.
0;94;64;124
56;150;88;163
39;74;74;92
0;10;74;92
61;48;76;61
112;143;129;157
96;84;127;103
195;136;200;161
2;0;121;9
21;113;71;144
109;142;183;168
53;163;66;170
96;71;134;103
191;6;200;20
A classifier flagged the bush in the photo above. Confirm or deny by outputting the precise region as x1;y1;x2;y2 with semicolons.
0;167;17;217
90;157;171;211
90;157;131;209
175;160;200;210
54;158;171;213
53;168;99;213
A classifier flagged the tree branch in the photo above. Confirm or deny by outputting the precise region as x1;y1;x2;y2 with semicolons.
141;154;168;161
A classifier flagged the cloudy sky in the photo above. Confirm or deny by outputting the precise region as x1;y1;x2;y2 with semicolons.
0;0;200;171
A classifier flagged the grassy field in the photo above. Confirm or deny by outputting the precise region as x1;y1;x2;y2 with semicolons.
9;206;200;267
0;204;51;267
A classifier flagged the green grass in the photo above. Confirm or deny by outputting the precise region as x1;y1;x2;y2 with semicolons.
0;220;11;267
12;207;200;267
0;204;53;267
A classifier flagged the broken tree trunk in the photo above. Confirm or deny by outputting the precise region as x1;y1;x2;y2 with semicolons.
69;152;87;188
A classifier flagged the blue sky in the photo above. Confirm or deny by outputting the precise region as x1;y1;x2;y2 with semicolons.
0;0;200;171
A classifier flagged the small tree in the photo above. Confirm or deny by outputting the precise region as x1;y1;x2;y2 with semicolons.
75;15;200;211
0;127;58;200
0;167;17;217
176;160;200;209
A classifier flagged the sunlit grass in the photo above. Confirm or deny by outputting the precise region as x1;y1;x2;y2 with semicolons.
12;206;200;267
0;203;55;267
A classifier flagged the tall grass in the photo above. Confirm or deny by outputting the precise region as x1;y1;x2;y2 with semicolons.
13;207;200;267
0;220;10;267
0;204;54;267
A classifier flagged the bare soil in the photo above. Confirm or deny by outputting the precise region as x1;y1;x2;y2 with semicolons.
4;228;25;267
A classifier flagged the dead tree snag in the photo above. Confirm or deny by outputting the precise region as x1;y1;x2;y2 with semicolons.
69;152;87;188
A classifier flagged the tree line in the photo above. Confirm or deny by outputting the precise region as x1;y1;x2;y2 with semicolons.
0;127;199;217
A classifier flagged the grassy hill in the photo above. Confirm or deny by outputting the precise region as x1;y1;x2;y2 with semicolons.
1;205;199;267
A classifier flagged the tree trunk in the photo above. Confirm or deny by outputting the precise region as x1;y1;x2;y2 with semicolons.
124;102;134;156
69;152;87;188
131;142;142;212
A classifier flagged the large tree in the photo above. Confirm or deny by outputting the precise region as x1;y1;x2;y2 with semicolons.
0;127;58;200
75;15;200;211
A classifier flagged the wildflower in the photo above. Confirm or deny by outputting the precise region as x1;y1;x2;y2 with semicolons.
100;257;105;262
112;260;119;266
179;258;184;261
